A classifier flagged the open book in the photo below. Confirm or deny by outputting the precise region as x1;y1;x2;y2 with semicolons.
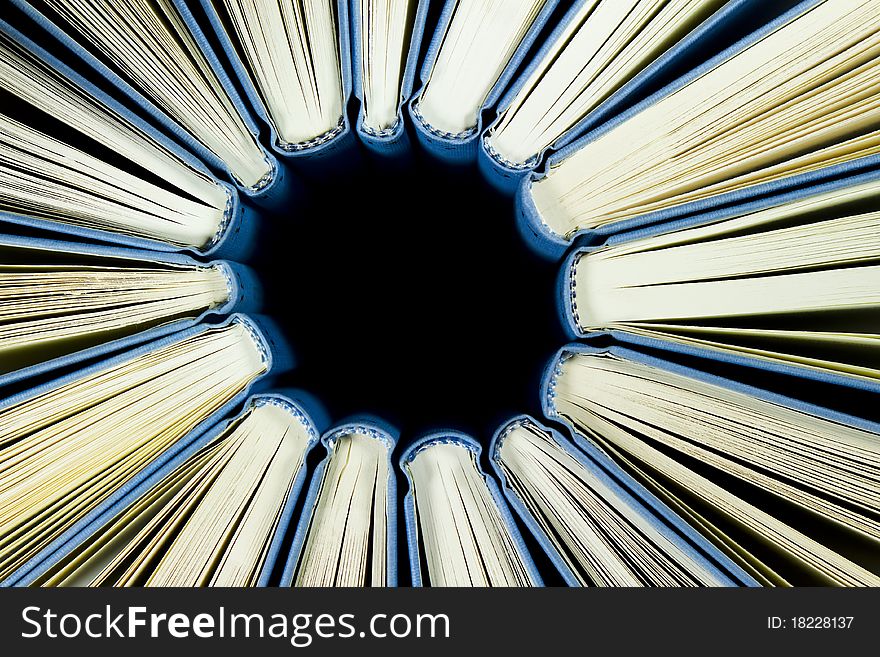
544;344;880;586
0;235;261;383
410;0;557;162
0;22;256;254
282;421;397;586
401;433;541;587
491;417;751;586
0;316;275;585
12;0;278;195
484;0;728;173
197;0;350;158
561;177;880;384
29;394;321;587
522;0;880;254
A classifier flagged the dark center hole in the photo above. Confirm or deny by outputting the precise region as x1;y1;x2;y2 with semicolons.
258;154;565;439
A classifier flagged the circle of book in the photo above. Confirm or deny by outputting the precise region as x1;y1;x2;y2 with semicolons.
0;0;877;588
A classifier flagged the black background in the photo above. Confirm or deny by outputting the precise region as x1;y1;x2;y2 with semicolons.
259;153;565;442
256;151;570;586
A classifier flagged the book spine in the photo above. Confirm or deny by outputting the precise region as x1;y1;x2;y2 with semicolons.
400;431;543;587
254;393;325;586
514;178;584;260
352;0;430;159
280;420;399;586
489;416;582;586
235;314;293;378
216;261;263;315
477;138;537;194
556;247;588;339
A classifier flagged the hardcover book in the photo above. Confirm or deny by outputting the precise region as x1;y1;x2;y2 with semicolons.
351;0;431;157
0;19;261;257
9;0;289;204
0;233;260;389
517;0;880;258
408;0;560;164
281;419;398;587
557;174;880;387
542;342;880;585
0;314;288;586
193;0;358;173
401;432;542;587
479;0;761;193
491;415;756;586
18;391;328;587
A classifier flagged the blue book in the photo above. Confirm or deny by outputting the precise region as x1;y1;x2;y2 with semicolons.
407;0;561;165
281;418;399;586
9;0;290;207
490;415;757;586
0;18;263;258
350;0;431;159
515;0;880;259
541;340;880;586
400;431;543;587
554;170;880;393
0;314;291;586
10;390;329;587
477;0;776;194
0;233;260;391
193;0;358;175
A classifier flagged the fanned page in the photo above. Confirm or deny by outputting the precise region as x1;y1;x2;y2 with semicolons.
0;259;230;375
294;429;390;586
487;0;726;167
216;0;345;149
530;0;880;238
550;350;880;585
33;401;314;587
569;178;880;382
0;321;267;582
357;0;417;133
406;440;536;587
0;30;230;248
29;0;271;189
416;0;548;135
495;421;731;586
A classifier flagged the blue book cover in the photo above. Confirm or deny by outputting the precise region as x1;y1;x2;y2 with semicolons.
400;431;543;587
8;0;290;207
0;313;291;586
514;0;880;259
489;414;757;586
0;233;261;391
9;390;329;587
408;0;561;166
280;417;399;587
553;170;880;397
